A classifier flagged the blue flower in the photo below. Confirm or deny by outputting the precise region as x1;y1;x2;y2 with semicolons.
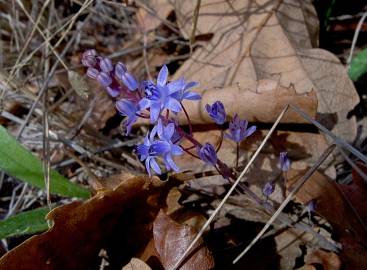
279;152;290;171
205;101;226;125
138;65;183;123
153;119;183;172
225;114;256;142
136;120;183;175
262;182;275;197
198;143;217;166
136;133;162;176
116;99;139;135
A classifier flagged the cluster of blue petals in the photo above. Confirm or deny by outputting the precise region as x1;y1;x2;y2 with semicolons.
82;50;199;175
82;50;259;176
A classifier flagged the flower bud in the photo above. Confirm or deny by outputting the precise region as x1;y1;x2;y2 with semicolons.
198;143;217;166
97;72;112;87
205;101;226;125
100;57;113;73
279;152;291;171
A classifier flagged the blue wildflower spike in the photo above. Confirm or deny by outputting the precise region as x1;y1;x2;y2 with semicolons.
205;101;226;125
198;143;217;166
225;114;256;142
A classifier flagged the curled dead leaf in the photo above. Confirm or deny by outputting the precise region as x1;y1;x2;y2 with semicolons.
153;210;214;270
0;176;164;270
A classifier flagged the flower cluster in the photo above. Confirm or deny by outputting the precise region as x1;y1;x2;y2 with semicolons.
82;50;257;176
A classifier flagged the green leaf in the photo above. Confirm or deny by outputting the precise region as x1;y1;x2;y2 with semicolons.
0;207;50;239
0;125;90;198
349;48;367;81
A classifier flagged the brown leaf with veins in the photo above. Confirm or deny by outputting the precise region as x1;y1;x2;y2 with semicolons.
0;176;165;270
177;81;317;125
122;258;152;270
172;0;358;140
153;210;214;270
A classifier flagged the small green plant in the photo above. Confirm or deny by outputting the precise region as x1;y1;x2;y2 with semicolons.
0;125;90;239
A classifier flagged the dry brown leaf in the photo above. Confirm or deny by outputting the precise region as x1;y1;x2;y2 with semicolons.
177;81;317;125
136;0;173;32
304;249;341;270
0;176;164;270
122;258;152;270
172;0;358;140
275;228;313;270
153;210;215;270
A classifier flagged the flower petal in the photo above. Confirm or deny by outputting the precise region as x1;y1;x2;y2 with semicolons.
116;99;136;116
167;78;185;94
150;157;161;175
183;91;201;100
245;125;256;137
87;68;99;79
145;158;152;176
184;81;199;90
171;145;183;156
122;72;139;91
166;98;182;112
156;119;164;139
164;154;179;172
97;72;112;87
100;57;113;73
150;102;161;123
157;65;168;86
138;98;150;110
164;123;175;139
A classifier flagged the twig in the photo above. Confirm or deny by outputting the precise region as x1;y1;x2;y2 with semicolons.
289;105;367;165
233;144;336;264
190;0;201;54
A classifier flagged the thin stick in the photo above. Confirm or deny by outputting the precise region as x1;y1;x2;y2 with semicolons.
233;144;336;264
190;0;201;53
289;104;367;164
16;31;77;139
171;105;289;270
9;0;52;78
